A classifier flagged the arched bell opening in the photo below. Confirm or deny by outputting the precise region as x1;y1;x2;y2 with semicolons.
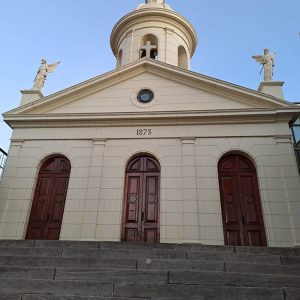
140;34;158;60
178;45;188;69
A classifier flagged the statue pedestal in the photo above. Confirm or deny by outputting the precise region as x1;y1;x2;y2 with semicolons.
20;89;44;106
258;81;285;100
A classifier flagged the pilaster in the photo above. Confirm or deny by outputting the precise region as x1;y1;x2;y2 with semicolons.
80;139;106;240
181;137;200;243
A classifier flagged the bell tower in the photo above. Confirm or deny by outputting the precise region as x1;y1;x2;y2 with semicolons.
110;0;197;70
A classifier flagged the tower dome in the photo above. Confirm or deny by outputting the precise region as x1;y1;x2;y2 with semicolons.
110;0;197;70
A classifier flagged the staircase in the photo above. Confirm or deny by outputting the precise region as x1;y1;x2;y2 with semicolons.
0;240;299;300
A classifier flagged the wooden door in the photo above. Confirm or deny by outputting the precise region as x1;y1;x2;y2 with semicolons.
218;153;267;246
26;156;71;240
122;155;160;243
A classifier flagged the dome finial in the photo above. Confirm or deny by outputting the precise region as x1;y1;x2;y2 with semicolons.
145;0;165;4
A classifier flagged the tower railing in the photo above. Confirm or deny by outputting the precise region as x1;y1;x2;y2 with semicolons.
0;148;7;181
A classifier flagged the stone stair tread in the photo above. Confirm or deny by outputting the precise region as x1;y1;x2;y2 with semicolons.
0;279;285;299
187;251;282;264
0;279;113;297
169;270;300;288
62;248;186;260
282;256;300;265
1;240;298;255
0;294;22;300
0;266;55;280
55;268;168;283
138;258;300;275
0;247;62;257
114;283;284;300
138;259;225;271
226;262;300;276
0;256;136;269
22;296;148;300
283;288;300;300
234;246;298;256
98;242;236;253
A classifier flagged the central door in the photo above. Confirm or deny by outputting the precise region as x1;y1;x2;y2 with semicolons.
122;155;160;243
26;156;71;240
218;153;267;246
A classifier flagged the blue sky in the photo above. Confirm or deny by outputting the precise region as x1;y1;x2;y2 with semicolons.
1;0;299;152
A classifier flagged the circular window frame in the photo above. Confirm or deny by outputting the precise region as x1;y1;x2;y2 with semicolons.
131;87;159;109
137;89;154;104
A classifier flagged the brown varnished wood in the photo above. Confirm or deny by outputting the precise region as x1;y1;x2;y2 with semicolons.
26;156;71;240
218;153;267;246
122;155;160;243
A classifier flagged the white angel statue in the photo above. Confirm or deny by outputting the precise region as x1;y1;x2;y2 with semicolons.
32;59;60;90
252;49;275;81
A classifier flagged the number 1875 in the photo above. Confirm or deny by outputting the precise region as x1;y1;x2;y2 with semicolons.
137;129;152;136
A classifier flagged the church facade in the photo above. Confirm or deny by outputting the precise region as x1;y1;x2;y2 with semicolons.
1;0;300;247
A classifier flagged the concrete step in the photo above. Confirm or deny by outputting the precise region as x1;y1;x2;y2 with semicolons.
0;245;289;265
55;268;168;283
139;258;300;276
0;279;113;297
0;267;54;280
187;251;282;264
62;248;186;260
0;240;298;256
225;262;300;276
62;248;285;264
1;267;299;288
113;283;284;300
0;256;136;269
0;295;150;300
0;294;22;300
22;297;150;300
0;240;299;299
169;270;300;288
282;256;300;265
0;246;62;257
0;279;286;300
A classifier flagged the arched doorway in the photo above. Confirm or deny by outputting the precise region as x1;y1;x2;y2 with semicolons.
122;154;160;243
26;156;71;240
218;153;267;246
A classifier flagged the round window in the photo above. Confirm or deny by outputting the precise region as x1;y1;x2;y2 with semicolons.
137;89;154;103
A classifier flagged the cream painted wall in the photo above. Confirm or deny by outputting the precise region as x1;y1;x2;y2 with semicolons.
0;122;299;247
34;73;269;115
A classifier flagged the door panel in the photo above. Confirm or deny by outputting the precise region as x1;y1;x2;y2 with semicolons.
122;155;160;243
144;228;158;243
126;176;141;223
218;154;267;247
144;176;159;223
26;156;70;240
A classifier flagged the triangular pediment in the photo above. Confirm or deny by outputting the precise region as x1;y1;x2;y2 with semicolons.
4;59;297;121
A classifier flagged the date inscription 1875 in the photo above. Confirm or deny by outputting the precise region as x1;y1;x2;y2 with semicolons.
137;129;152;136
